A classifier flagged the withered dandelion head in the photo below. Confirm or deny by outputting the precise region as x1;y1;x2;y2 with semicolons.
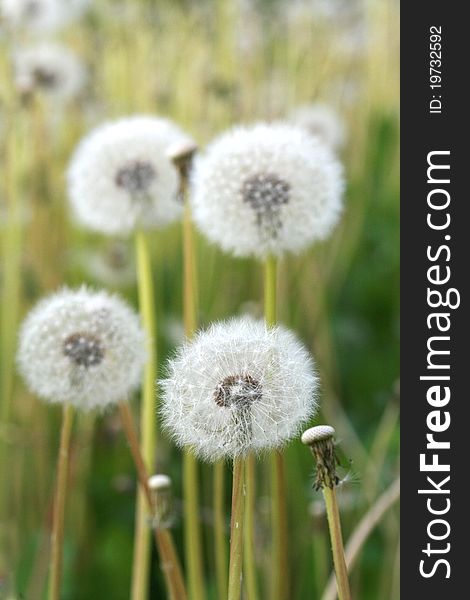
191;123;344;258
67;117;192;235
17;287;146;410
160;316;318;461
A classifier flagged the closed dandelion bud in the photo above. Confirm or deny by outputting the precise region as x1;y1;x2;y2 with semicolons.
13;43;87;103
67;117;192;236
289;104;347;151
161;316;318;461
17;287;146;410
191;123;344;258
148;474;174;529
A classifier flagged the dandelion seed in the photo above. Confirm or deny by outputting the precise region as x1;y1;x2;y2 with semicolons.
160;316;318;461
17;286;146;410
191;123;343;258
67;117;191;235
289;104;347;151
13;43;87;103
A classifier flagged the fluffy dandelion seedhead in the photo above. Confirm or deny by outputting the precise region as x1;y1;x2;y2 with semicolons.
289;104;347;151
68;117;191;235
13;43;87;102
191;123;343;258
17;287;146;410
0;0;89;34
161;316;318;461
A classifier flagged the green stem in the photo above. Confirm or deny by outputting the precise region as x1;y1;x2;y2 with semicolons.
131;230;157;600
214;460;228;600
322;487;351;600
182;184;205;600
244;454;259;600
48;404;74;600
228;458;245;600
264;256;289;600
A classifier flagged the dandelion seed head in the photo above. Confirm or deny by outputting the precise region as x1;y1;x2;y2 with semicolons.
160;316;319;461
13;43;87;102
17;287;146;411
301;424;335;446
1;0;89;34
68;117;191;235
191;123;343;258
289;104;347;151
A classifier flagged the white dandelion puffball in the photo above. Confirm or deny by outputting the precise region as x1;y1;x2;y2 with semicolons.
161;316;318;461
289;104;347;151
0;0;89;34
191;123;343;258
17;287;146;411
68;117;191;235
13;43;87;102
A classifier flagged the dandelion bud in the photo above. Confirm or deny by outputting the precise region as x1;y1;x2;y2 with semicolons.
161;316;319;461
17;287;146;410
67;117;192;236
191;123;344;258
13;43;87;103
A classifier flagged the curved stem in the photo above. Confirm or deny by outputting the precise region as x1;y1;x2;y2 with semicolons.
119;402;187;600
131;230;157;600
264;256;289;600
228;458;245;600
214;460;228;600
244;454;259;600
48;404;74;600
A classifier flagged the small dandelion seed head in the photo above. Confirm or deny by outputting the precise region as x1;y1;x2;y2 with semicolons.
289;104;347;151
67;116;192;235
17;286;146;411
160;316;319;461
301;425;336;446
191;123;344;258
13;43;87;102
1;0;89;34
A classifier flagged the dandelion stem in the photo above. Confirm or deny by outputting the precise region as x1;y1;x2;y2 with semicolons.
322;487;351;600
214;460;228;600
118;402;188;600
132;229;157;600
48;403;74;600
264;255;289;600
228;458;245;600
181;159;205;600
244;454;259;600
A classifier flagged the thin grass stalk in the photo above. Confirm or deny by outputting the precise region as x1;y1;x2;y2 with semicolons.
264;256;289;600
48;404;74;600
118;403;187;600
214;460;228;600
228;458;245;600
244;454;259;600
182;173;205;600
131;230;157;600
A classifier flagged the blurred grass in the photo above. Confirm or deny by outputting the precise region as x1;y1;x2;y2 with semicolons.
0;0;399;598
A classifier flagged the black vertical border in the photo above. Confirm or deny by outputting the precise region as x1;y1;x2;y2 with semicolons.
401;3;467;597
